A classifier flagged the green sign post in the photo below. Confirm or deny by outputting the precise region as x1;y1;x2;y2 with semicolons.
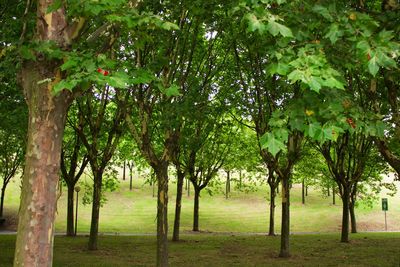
382;198;388;231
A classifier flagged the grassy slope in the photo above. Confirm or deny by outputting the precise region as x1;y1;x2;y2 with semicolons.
0;233;399;266
2;173;400;234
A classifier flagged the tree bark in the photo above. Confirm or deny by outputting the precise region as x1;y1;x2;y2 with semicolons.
268;185;276;236
193;187;200;231
123;161;126;180
0;186;5;218
66;185;75;236
327;186;330;197
14;62;72;266
305;185;308;196
340;188;350;243
88;171;103;250
129;171;133;191
301;179;305;205
155;164;169;267
172;170;185;241
332;187;336;205
279;177;290;258
349;200;357;234
225;170;230;199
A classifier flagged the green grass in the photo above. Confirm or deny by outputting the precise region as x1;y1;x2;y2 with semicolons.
2;173;400;234
0;233;399;266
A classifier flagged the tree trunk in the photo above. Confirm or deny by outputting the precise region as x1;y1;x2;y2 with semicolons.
327;186;330;197
0;186;6;218
172;171;185;241
152;180;156;198
129;171;133;191
239;170;242;188
193;187;200;231
332;187;336;205
268;185;276;236
123;161;126;180
225;170;230;199
279;177;290;258
155;164;169;267
66;185;75;236
305;185;308;196
14;61;72;267
349;200;357;234
301;179;305;205
88;171;103;250
340;188;350;243
187;180;190;197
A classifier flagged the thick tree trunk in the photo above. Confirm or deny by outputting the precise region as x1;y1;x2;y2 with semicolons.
155;164;169;267
193;187;200;231
88;171;103;250
268;185;276;236
349;200;357;233
14;61;71;267
172;171;185;241
0;186;5;218
301;179;305;205
66;185;75;236
340;188;350;243
279;177;290;258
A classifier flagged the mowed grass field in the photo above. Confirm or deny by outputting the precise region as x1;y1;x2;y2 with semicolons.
1;233;400;266
1;170;399;234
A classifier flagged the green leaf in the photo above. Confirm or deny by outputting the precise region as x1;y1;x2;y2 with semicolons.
61;58;78;71
47;0;62;13
164;84;181;97
356;40;370;53
107;71;130;88
306;122;323;140
325;24;342;44
245;13;266;33
161;22;180;31
260;133;285;157
368;56;379;76
132;69;155;84
267;21;293;37
53;79;78;94
375;121;386;137
309;77;322;92
20;46;36;60
312;5;333;21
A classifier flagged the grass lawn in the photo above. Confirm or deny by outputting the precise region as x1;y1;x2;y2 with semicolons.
1;172;400;234
0;233;399;266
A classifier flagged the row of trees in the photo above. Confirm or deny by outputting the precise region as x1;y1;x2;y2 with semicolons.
1;0;399;266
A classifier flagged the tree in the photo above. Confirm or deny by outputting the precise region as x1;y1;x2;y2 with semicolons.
61;106;89;236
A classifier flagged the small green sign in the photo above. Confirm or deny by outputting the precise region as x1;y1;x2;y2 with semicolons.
382;198;388;211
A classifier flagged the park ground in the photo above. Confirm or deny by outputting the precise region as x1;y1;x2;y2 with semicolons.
0;173;399;266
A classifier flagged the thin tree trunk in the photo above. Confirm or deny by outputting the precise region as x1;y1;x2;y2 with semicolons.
14;62;72;267
193;187;200;231
152;180;156;198
129;171;133;191
327;186;330;197
279;177;290;258
155;164;169;267
268;185;276;236
225;170;230;199
88;171;103;250
123;161;126;180
187;181;190;197
66;185;75;236
305;185;308;196
341;188;350;243
350;200;357;233
239;170;242;188
301;179;305;205
333;187;336;205
172;171;185;241
0;186;6;218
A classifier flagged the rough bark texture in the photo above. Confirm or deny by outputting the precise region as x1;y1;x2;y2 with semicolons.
155;164;169;267
14;61;72;266
193;187;200;231
279;177;291;258
172;170;185;241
